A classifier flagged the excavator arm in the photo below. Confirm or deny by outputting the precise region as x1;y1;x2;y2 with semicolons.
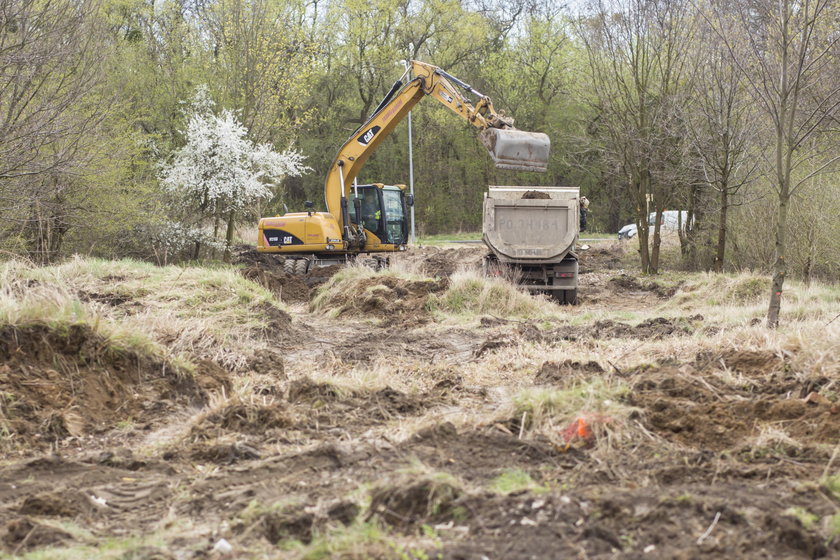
324;60;550;241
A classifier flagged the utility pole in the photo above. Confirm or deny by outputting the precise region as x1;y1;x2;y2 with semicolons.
399;57;416;244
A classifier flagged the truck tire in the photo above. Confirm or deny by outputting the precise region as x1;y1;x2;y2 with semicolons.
549;289;577;305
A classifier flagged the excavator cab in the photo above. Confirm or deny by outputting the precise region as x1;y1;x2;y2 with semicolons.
349;184;410;246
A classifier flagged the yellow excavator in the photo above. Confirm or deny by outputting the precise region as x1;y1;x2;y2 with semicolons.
256;60;550;272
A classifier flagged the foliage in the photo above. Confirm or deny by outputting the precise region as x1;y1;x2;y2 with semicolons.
0;0;836;299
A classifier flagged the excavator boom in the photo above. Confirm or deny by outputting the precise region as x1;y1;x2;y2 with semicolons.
325;60;550;225
257;60;550;258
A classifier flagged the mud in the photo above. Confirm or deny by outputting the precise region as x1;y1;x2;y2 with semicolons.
241;266;311;303
3;244;840;558
0;324;210;449
368;476;463;527
476;315;706;354
236;248;342;303
316;275;448;322
395;246;485;278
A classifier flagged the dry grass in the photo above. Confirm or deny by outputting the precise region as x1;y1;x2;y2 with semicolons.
0;256;288;370
309;263;432;316
429;269;548;319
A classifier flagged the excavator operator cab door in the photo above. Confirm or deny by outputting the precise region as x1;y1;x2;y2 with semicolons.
348;184;408;246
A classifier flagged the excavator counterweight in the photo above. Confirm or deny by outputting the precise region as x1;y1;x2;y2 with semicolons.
480;129;551;173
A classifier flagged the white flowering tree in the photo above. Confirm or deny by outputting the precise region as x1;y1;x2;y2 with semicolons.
159;88;308;261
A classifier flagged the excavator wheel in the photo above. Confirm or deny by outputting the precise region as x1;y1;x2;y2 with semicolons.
294;259;309;275
283;259;295;274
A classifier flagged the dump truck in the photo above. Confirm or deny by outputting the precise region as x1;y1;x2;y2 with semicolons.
482;186;580;304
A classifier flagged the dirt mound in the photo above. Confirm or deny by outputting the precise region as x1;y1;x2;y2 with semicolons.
589;316;700;339
0;323;211;449
286;378;442;431
535;360;605;384
719;349;786;374
318;276;448;322
241;266;311;303
368;476;463;528
287;377;341;403
520;190;552;199
244;349;286;377
256;500;359;544
186;441;262;464
17;491;95;518
190;402;294;439
607;273;678;298
236;248;343;303
629;365;840;451
395;246;485;278
2;517;72;552
476;316;704;351
578;244;627;272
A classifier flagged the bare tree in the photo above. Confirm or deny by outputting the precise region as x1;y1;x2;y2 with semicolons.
686;23;761;272
708;0;840;326
577;0;697;274
0;0;108;262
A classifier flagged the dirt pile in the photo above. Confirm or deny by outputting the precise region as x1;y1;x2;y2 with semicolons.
235;248;344;303
0;323;213;448
241;266;310;303
368;476;463;528
256;500;359;544
628;353;840;451
288;377;443;431
190;402;294;439
476;316;705;353
607;273;679;298
2;517;72;553
578;244;626;271
520;190;552;199
315;275;448;322
535;360;605;384
395;246;485;278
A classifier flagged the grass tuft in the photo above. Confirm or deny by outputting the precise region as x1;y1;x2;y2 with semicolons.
429;269;545;318
489;469;547;495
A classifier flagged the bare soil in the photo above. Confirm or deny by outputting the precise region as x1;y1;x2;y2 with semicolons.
2;243;840;558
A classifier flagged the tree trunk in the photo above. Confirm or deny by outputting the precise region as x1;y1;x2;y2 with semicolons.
224;209;236;263
635;175;651;273
213;211;222;259
767;193;788;328
637;223;650;274
649;208;663;274
803;223;815;285
714;188;728;272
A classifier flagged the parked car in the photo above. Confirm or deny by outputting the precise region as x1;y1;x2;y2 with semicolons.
617;211;689;240
617;223;637;239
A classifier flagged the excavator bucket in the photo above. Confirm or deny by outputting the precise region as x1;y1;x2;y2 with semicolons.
480;129;551;172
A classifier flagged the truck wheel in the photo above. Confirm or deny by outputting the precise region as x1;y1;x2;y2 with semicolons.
564;289;578;305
